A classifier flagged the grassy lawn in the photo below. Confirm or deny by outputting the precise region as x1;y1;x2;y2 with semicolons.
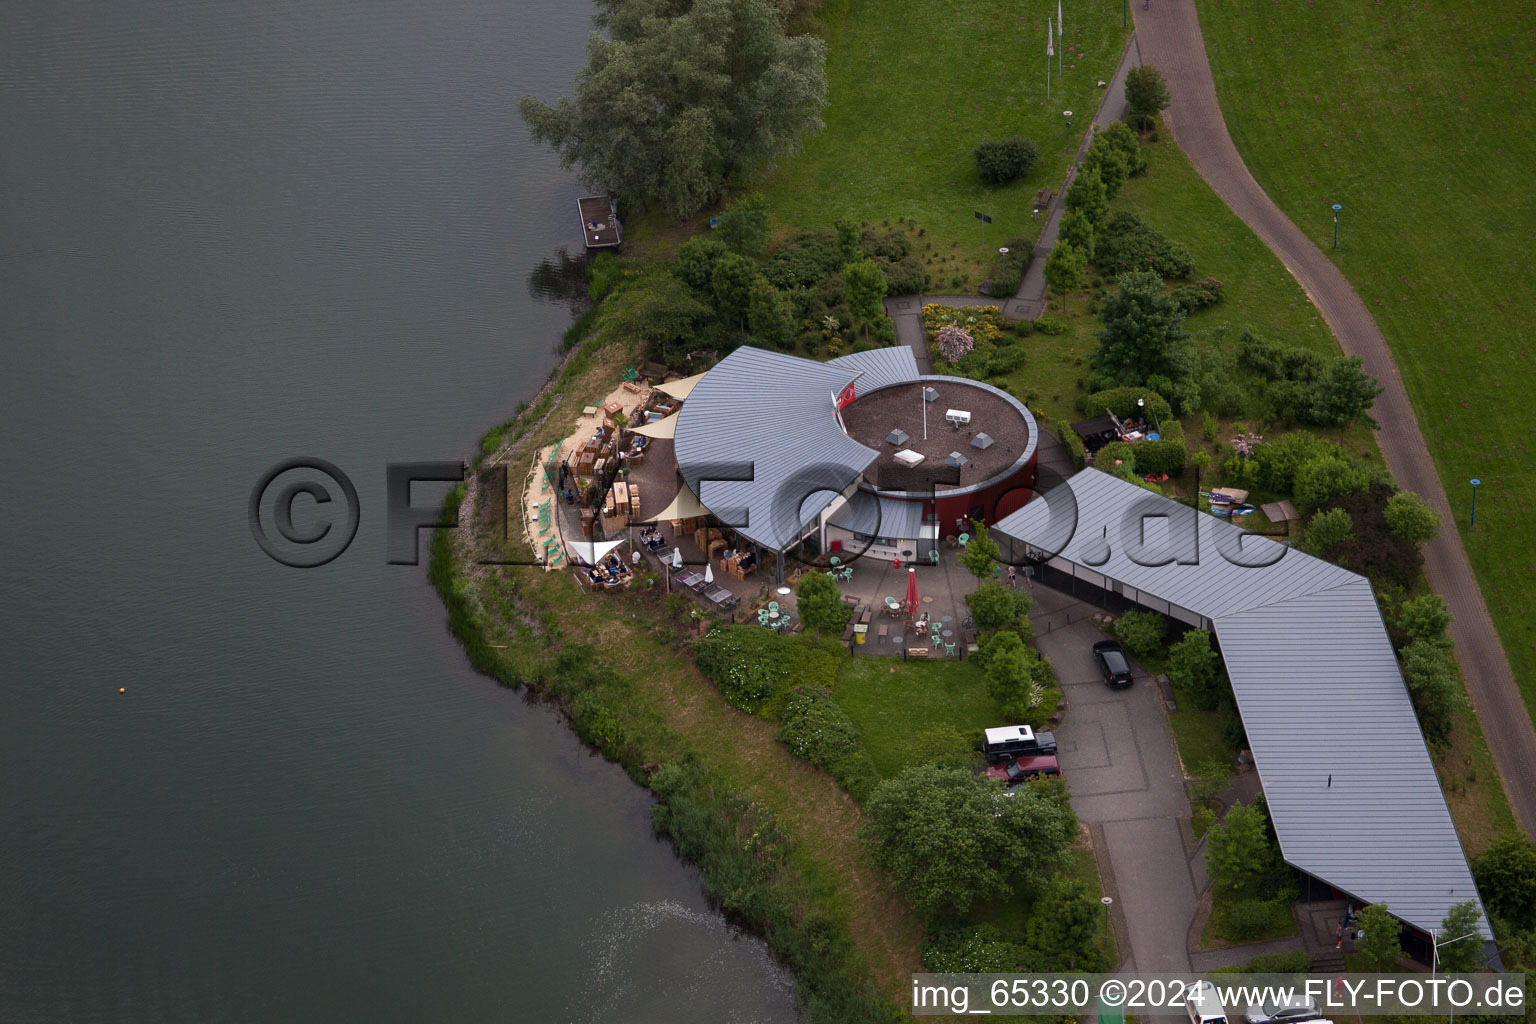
754;0;1132;288
835;655;996;778
1196;0;1536;717
1200;895;1298;951
1167;708;1236;776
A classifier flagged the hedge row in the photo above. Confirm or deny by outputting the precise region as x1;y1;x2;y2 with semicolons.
1078;385;1174;422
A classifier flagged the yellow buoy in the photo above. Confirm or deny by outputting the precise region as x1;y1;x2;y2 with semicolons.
119;687;125;693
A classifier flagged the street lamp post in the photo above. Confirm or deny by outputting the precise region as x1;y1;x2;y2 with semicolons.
1470;478;1481;527
1432;926;1485;1024
1332;203;1342;249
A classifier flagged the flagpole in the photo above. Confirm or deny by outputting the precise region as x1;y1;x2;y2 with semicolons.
1047;17;1052;100
1058;0;1064;76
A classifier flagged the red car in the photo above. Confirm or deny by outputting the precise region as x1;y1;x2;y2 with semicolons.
985;755;1062;785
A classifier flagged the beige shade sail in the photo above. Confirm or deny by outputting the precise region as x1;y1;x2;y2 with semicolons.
630;414;678;439
655;371;708;400
643;482;710;522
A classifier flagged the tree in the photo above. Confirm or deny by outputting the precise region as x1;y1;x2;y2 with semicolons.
676;236;729;292
974;136;1041;184
1057;209;1096;262
1168;629;1224;710
1435;901;1486;973
1206;803;1276;895
602;272;710;363
1301;507;1354;556
1385;490;1440;546
1395;594;1451;647
1472;837;1536;931
1099;120;1147;177
747;274;794;348
1400;638;1462;744
966;580;1032;632
860;764;1076;917
1309;356;1383;432
842;258;888;322
1064;166;1110;229
1109;609;1165;659
959;521;1002;579
1083;132;1130;199
1091;270;1193;386
795;571;851;635
519;0;828;221
1027;877;1103;969
984;632;1049;720
1124;65;1171;130
711;250;757;329
1356;903;1404;972
1293;455;1371;512
1044;242;1087;313
834;218;861;263
717;191;770;257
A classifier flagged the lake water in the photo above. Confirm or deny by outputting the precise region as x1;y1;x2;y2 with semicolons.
0;1;797;1020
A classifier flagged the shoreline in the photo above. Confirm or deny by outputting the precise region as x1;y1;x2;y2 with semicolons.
430;328;913;1021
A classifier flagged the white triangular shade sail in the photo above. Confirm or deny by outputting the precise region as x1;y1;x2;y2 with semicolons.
644;483;710;523
566;538;625;565
630;414;678;439
655;372;708;400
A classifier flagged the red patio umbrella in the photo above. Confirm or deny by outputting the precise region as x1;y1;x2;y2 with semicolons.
904;567;920;620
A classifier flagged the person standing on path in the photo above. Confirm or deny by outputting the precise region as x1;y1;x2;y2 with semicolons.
1008;566;1017;588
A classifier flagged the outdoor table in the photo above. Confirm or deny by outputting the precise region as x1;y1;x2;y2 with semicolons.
776;586;792;596
941;615;953;623
942;629;954;638
677;571;704;589
768;611;782;626
892;635;903;645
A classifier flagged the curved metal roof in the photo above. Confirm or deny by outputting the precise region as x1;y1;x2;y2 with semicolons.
671;345;920;552
992;468;1488;939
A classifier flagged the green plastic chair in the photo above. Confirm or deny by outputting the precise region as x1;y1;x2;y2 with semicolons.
769;601;779;613
958;532;970;548
945;641;956;657
928;549;939;565
829;555;841;568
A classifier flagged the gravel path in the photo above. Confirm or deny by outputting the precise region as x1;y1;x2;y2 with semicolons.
1132;1;1536;834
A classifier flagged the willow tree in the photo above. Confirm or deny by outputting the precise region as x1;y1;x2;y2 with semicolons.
519;0;827;222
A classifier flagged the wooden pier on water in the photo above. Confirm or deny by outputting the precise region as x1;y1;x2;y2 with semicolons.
578;196;622;249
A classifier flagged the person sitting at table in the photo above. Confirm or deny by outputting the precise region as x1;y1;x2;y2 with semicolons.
738;552;755;572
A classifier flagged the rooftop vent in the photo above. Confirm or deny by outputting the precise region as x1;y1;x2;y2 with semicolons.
923;387;939;403
945;409;971;427
971;432;995;450
886;428;910;445
946;451;968;469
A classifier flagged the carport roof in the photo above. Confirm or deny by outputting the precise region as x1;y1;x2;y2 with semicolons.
992;468;1488;938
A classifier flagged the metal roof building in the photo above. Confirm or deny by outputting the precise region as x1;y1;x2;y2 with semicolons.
670;346;920;554
992;468;1488;939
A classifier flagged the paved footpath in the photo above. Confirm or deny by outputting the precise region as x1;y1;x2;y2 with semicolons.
1132;2;1536;834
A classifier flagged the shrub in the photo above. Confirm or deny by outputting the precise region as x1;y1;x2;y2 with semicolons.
1221;898;1274;942
988;241;1033;295
1384;490;1440;546
776;684;876;798
1056;419;1086;469
1300;507;1354;557
1109;609;1166;659
1168;629;1225;711
1079;385;1174;422
936;324;976;363
1294;454;1374;512
974;136;1040;184
797;571;852;634
1400;638;1462;744
923;924;1038;973
1473;838;1536;932
1394;594;1452;648
1133;421;1189;477
1032;316;1069;335
881;255;927;296
763;229;844;290
967;580;1033;632
1094;213;1196;279
1245;951;1314;974
693;626;842;715
1248;431;1333;492
1171;276;1225;314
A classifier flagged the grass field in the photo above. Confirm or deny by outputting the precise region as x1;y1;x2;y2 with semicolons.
753;0;1132;286
835;656;995;778
1195;0;1536;716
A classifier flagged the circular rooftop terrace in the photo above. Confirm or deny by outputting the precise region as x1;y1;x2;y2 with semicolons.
838;376;1036;495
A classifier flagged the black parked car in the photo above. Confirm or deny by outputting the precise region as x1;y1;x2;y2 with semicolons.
1092;640;1134;688
982;725;1057;762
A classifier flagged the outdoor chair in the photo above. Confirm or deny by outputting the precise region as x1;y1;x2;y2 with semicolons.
758;610;771;626
829;555;841;569
945;641;956;657
769;601;779;613
928;549;939;565
958;532;969;548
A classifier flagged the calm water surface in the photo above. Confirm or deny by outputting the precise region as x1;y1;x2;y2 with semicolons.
0;2;797;1020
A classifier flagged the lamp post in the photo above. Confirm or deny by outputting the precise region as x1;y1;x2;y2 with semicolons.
1332;203;1342;249
1432;925;1484;1024
1123;0;1127;28
1470;478;1481;527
